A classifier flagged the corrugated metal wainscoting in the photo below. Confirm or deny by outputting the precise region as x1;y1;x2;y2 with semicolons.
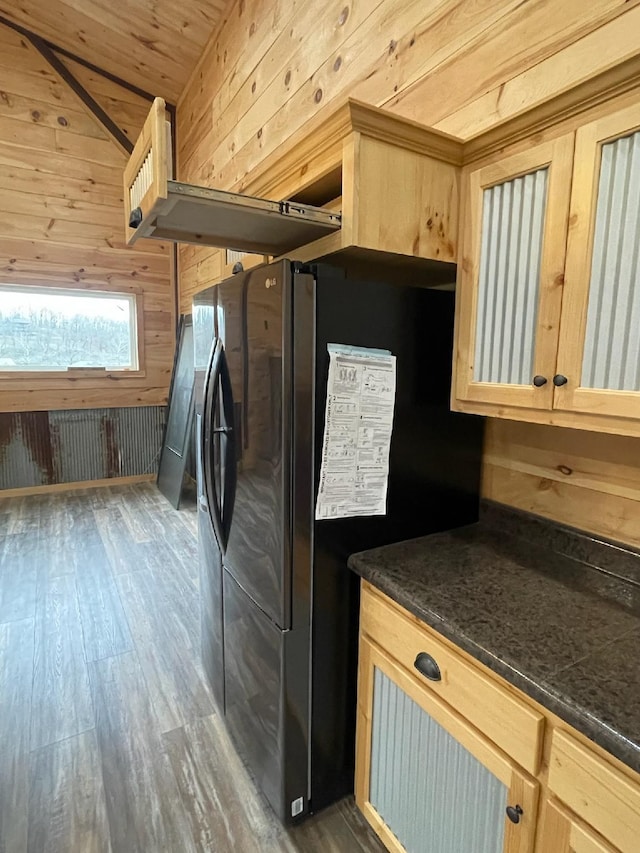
370;668;507;853
473;167;549;386
582;129;640;391
0;407;165;490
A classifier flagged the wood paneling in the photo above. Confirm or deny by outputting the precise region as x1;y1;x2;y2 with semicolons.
0;0;227;102
176;0;640;534
177;0;640;180
437;8;640;139
390;0;640;132
483;419;640;550
64;59;154;141
0;23;173;411
176;0;640;313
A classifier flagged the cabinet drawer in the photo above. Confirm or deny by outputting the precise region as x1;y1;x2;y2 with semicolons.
360;585;544;774
548;729;640;853
541;799;617;853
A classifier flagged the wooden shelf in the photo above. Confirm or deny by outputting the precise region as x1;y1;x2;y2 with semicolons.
130;179;340;254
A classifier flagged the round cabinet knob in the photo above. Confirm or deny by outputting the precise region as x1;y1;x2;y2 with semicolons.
553;374;568;386
532;375;547;387
506;805;523;824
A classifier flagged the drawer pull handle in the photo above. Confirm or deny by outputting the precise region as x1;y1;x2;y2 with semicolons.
506;805;523;824
414;652;441;682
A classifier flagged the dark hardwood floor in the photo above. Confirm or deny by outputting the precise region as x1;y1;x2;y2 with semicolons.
0;482;385;853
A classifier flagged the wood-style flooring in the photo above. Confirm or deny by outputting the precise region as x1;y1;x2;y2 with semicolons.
0;482;385;853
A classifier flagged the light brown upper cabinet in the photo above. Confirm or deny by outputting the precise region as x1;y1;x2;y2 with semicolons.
125;97;463;276
454;136;574;411
555;103;640;422
453;96;640;437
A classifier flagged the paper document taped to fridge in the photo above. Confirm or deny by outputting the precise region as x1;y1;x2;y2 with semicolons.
315;344;396;520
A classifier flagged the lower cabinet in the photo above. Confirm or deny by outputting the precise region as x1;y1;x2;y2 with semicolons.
356;584;640;853
356;637;539;853
538;800;617;853
547;729;640;853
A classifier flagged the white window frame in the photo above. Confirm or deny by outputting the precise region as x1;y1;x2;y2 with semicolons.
0;284;144;378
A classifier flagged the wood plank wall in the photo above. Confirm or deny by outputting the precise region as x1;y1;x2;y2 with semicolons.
0;24;174;411
176;0;640;311
176;0;640;548
483;422;640;550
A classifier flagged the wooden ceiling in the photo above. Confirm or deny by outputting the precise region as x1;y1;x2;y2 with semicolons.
0;0;229;103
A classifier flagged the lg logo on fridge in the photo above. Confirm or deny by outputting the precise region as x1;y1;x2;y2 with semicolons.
265;278;277;289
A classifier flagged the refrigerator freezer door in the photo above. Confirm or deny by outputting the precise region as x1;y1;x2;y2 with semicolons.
216;262;292;629
223;568;286;819
223;568;310;823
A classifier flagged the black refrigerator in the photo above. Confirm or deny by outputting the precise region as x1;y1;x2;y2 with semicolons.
193;259;483;824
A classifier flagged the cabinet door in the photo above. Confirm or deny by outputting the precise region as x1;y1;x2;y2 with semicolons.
454;136;573;410
538;799;618;853
555;104;640;421
356;638;538;853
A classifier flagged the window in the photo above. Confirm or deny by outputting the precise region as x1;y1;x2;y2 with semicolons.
0;286;139;372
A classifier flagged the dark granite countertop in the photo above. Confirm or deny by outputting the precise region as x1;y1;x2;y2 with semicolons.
348;501;640;775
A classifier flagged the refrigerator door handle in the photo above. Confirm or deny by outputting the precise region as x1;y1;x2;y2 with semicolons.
195;414;208;513
203;338;226;551
218;345;238;546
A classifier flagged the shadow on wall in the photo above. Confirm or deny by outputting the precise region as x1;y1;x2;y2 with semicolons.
0;407;165;489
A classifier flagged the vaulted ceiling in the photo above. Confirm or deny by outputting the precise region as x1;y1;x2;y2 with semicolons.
0;0;229;103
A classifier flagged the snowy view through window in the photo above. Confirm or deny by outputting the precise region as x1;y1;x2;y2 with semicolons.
0;287;136;371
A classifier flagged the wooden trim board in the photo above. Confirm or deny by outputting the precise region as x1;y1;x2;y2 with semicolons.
0;474;156;500
462;53;640;165
482;419;640;551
